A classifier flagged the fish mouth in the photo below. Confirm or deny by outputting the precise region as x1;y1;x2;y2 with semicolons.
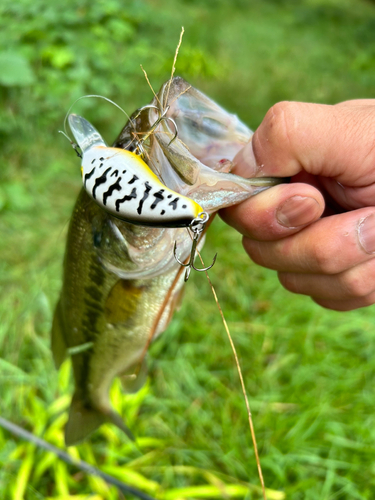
113;77;284;212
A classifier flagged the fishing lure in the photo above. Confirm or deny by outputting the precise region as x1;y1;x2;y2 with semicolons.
69;113;203;229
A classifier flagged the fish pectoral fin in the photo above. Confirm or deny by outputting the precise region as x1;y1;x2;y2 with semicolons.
65;392;107;446
119;356;148;394
51;300;68;369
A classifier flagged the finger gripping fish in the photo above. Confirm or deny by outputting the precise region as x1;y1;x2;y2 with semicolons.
69;114;202;228
52;77;283;446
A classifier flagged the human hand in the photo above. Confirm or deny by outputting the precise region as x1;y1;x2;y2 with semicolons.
221;100;375;311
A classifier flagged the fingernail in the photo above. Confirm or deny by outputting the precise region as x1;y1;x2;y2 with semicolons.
277;196;321;228
358;214;375;254
233;139;258;177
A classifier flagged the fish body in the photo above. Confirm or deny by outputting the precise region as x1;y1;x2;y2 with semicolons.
52;77;283;445
52;189;183;444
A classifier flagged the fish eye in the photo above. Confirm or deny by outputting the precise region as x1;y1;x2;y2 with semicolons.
93;231;102;247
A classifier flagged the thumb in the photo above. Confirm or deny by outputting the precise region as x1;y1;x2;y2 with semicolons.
233;101;375;197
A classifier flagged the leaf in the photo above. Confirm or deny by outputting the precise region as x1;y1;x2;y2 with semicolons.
0;51;35;87
54;461;70;496
33;451;56;483
102;465;160;494
0;357;30;379
46;497;103;500
163;484;285;500
163;484;250;499
47;395;71;416
13;446;35;500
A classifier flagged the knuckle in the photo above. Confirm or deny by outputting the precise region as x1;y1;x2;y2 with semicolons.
312;298;351;312
339;272;369;298
360;292;375;307
350;109;375;169
314;291;375;311
312;297;337;310
278;272;299;293
340;262;375;298
262;101;301;146
310;243;340;274
242;238;263;265
362;136;375;171
243;238;273;269
253;100;313;171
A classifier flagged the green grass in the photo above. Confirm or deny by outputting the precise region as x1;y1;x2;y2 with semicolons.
1;0;375;498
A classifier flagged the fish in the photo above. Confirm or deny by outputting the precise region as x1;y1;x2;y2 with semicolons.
51;77;283;446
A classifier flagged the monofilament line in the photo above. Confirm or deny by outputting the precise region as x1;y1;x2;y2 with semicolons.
197;250;268;500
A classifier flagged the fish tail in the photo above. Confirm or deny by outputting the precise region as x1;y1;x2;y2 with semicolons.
65;392;134;446
65;392;107;446
51;299;67;369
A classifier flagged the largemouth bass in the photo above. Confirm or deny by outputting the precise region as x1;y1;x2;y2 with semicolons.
52;77;282;446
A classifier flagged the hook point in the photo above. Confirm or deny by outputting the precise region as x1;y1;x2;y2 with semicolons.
173;212;217;281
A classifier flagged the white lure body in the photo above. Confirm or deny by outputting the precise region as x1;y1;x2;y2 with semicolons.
68;114;202;227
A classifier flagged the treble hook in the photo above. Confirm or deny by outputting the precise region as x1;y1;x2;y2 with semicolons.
133;104;178;154
173;212;217;282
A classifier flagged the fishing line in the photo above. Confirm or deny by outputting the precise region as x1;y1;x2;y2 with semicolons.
60;91;170;183
59;94;134;149
0;416;156;500
196;248;268;500
132;219;268;497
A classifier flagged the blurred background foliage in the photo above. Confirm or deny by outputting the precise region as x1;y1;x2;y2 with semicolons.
1;0;375;498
